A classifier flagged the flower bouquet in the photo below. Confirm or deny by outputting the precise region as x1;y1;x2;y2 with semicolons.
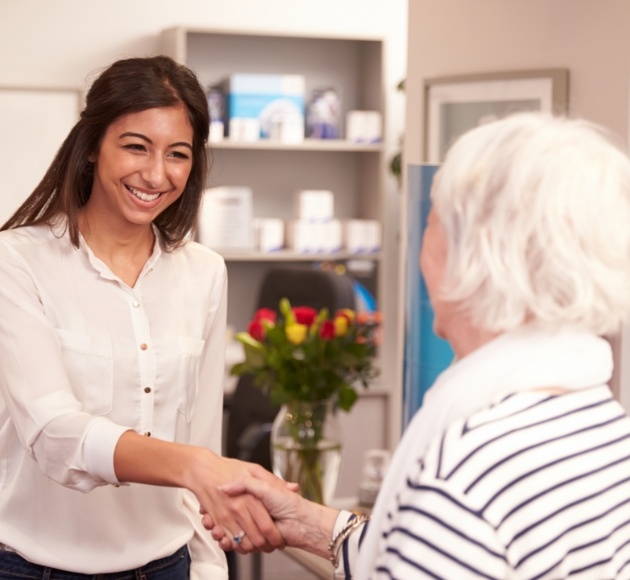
231;298;380;503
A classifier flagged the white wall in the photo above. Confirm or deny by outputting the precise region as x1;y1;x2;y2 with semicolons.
1;1;408;86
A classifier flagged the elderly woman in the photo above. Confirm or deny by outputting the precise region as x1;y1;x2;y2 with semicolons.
210;112;630;579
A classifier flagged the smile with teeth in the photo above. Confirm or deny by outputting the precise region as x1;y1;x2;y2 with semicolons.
126;185;161;202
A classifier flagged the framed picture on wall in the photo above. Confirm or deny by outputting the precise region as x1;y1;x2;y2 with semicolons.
424;69;569;162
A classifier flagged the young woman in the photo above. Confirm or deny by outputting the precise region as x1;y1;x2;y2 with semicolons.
0;55;286;579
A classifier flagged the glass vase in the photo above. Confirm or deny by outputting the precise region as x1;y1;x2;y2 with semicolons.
270;399;342;505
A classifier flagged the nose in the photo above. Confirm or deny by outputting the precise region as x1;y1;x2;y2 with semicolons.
141;154;165;189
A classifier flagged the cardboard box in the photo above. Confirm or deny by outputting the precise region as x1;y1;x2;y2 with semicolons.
221;73;305;142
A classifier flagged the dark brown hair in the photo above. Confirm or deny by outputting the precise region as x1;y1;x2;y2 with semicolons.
1;55;210;249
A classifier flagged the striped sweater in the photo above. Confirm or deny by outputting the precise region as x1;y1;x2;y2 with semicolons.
340;385;630;579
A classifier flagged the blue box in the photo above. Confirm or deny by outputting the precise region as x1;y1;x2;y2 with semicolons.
221;74;305;140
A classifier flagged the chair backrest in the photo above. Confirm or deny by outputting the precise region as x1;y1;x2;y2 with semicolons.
256;267;356;313
225;267;357;469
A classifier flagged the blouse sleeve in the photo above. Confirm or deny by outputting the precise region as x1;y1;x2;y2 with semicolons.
0;238;127;492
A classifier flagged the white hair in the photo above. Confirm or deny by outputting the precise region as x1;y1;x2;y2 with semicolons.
432;112;630;335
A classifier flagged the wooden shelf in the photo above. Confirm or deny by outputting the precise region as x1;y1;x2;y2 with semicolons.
209;139;384;153
218;250;382;262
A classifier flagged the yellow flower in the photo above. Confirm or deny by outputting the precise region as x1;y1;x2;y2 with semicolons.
337;308;355;322
333;316;349;337
286;323;308;345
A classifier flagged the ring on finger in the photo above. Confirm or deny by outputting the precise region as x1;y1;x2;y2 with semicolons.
232;530;246;545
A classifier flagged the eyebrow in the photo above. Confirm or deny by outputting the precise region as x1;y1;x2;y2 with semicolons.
119;132;193;150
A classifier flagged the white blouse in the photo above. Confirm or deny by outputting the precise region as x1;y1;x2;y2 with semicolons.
0;222;228;578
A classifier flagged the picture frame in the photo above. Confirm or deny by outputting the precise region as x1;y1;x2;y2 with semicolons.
424;69;569;162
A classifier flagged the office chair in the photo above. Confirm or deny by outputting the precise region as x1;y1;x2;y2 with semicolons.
225;266;356;579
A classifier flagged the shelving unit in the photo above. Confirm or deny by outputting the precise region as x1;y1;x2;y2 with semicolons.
160;27;393;497
160;27;389;318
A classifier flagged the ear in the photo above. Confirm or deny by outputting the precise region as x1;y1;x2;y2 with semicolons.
87;152;96;163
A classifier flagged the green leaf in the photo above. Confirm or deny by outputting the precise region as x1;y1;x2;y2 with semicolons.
229;362;250;376
337;385;358;412
280;298;295;324
242;344;267;368
235;331;263;350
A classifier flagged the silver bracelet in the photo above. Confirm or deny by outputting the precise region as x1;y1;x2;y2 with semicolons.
328;513;371;569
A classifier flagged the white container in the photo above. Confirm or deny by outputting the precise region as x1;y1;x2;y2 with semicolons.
319;219;343;253
358;449;391;507
365;219;382;252
209;120;225;143
229;118;261;142
346;110;382;143
197;186;254;250
254;218;285;252
343;219;382;253
287;219;342;253
295;190;334;222
287;220;316;253
344;219;368;253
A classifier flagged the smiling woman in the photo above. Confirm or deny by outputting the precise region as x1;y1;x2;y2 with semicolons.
0;55;287;580
81;106;194;286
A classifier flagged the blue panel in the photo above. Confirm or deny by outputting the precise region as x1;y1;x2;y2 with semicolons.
402;164;454;429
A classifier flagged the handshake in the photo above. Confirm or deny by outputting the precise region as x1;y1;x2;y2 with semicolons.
197;456;340;563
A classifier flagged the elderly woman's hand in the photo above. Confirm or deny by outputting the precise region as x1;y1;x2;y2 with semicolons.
195;456;298;554
200;475;300;553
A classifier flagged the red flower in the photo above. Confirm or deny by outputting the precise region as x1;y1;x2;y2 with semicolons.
319;320;335;340
292;306;318;326
247;320;266;341
253;308;277;324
